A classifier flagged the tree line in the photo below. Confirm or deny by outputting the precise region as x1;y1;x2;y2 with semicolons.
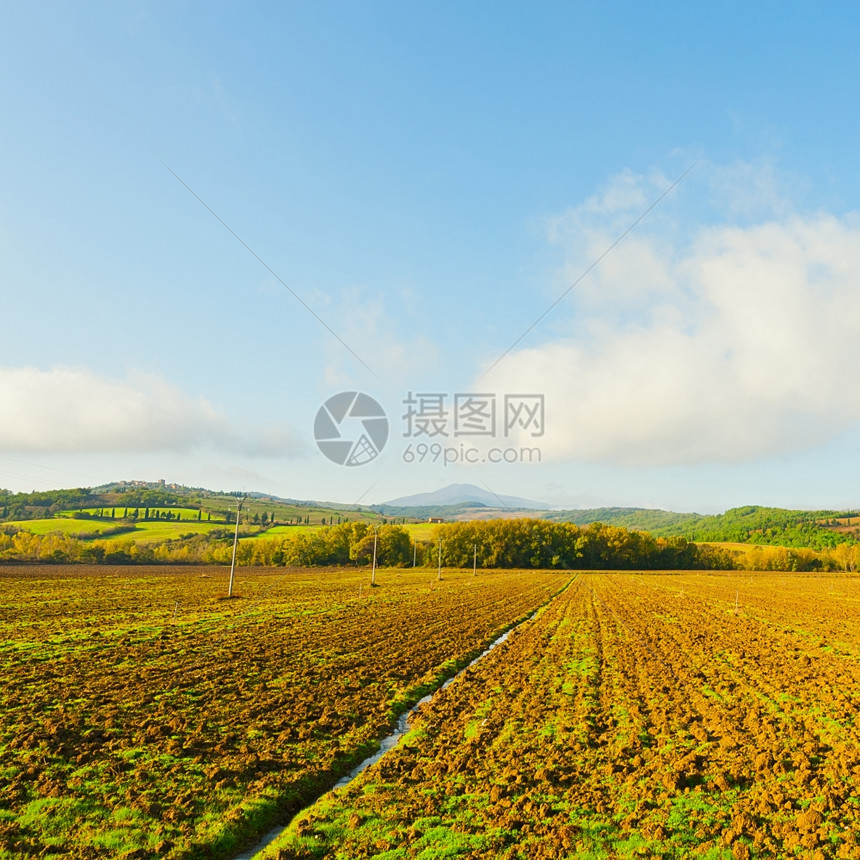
0;519;737;570
7;516;860;571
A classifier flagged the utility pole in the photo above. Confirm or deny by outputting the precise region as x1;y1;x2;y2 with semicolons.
412;541;417;568
473;543;477;576
371;527;378;586
437;538;442;581
227;495;247;598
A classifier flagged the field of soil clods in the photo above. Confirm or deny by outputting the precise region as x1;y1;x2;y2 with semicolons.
0;565;562;858
267;572;860;860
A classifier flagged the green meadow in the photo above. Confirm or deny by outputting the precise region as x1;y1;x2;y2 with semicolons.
401;522;438;542
6;519;122;537
96;521;229;543
7;518;226;543
245;524;324;537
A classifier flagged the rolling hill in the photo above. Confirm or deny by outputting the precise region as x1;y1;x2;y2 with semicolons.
381;483;549;510
2;481;858;551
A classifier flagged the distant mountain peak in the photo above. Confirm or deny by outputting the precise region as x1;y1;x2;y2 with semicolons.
382;483;549;510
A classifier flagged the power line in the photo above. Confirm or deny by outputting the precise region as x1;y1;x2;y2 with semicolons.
479;162;697;381
162;162;378;379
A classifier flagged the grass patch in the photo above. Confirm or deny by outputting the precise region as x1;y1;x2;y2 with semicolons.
7;518;120;536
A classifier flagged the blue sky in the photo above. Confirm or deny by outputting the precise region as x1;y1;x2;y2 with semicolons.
3;1;860;513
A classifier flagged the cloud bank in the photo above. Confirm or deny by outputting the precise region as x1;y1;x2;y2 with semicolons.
483;164;860;466
0;367;305;456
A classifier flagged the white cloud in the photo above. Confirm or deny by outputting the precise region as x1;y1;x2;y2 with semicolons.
707;159;791;220
321;286;439;387
481;164;860;466
0;367;306;457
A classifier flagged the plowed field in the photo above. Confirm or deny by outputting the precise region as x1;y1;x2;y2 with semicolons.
269;572;860;859
0;565;563;858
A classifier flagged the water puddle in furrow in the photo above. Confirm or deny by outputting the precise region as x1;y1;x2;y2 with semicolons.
234;616;530;860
